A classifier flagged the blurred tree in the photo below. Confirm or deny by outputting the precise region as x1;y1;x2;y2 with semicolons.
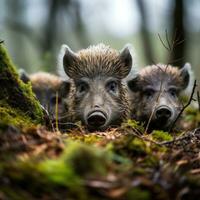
135;0;155;64
5;0;30;70
71;0;90;48
42;0;60;70
170;0;186;67
4;0;90;72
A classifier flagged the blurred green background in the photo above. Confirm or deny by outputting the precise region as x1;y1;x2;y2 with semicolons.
0;0;199;80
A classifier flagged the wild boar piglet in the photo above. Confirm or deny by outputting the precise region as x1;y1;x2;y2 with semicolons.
127;63;190;131
20;71;72;127
59;43;132;131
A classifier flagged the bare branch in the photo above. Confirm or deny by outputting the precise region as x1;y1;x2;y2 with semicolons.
165;29;172;50
159;127;200;146
144;64;170;133
169;80;197;132
158;33;170;51
197;91;200;112
169;57;184;65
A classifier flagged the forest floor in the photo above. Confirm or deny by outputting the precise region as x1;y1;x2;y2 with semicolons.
0;120;200;200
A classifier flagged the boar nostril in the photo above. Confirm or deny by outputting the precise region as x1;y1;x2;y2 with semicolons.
94;105;100;108
87;112;106;128
156;107;172;119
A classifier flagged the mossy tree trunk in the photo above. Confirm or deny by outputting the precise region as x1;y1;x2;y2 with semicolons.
0;44;45;128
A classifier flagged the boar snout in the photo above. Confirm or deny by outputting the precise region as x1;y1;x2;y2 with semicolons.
87;111;107;129
155;106;172;120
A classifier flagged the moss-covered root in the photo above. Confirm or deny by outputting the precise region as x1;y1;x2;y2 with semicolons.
0;44;44;127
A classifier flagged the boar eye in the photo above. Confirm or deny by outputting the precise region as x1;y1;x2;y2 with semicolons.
106;81;118;93
169;88;178;97
143;88;155;98
77;82;88;94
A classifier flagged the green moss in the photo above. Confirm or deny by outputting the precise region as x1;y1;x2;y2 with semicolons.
152;130;173;142
61;141;112;177
0;103;34;129
127;137;150;156
66;133;102;144
0;44;44;127
38;159;82;187
184;106;200;122
1;140;128;199
125;188;151;200
126;119;145;133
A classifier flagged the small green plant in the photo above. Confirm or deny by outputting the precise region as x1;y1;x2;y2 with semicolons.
151;130;173;142
126;119;145;133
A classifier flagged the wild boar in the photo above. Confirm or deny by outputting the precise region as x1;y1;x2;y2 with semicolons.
59;43;132;131
127;63;190;132
20;70;72;131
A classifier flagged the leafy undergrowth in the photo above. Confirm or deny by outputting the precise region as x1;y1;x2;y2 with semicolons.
0;121;200;200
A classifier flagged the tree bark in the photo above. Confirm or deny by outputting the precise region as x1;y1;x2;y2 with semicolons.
170;0;186;67
136;0;155;64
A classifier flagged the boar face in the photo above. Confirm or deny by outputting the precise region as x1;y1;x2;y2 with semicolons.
128;64;190;131
74;76;126;131
32;80;70;119
20;71;71;120
61;43;132;131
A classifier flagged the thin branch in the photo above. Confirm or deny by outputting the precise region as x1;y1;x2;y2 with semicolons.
175;39;185;46
158;30;185;68
169;57;184;65
144;64;169;133
197;91;200;112
127;128;162;146
55;91;59;132
165;29;171;51
159;127;200;146
169;80;197;132
158;33;170;51
171;29;177;52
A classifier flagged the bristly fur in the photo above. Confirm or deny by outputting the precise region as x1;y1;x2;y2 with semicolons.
30;72;63;90
60;43;132;127
30;72;76;127
65;43;130;79
139;64;185;87
128;63;190;131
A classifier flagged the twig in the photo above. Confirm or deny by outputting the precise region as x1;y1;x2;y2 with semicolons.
165;29;172;51
127;128;162;146
158;33;170;51
169;80;197;132
169;57;184;65
145;31;187;133
159;128;200;146
171;29;177;52
55;91;59;132
144;64;169;133
197;91;200;112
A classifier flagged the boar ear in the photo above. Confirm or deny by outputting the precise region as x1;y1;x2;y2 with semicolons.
59;80;71;97
180;63;190;89
119;45;132;78
19;69;30;83
127;74;141;92
61;44;78;78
